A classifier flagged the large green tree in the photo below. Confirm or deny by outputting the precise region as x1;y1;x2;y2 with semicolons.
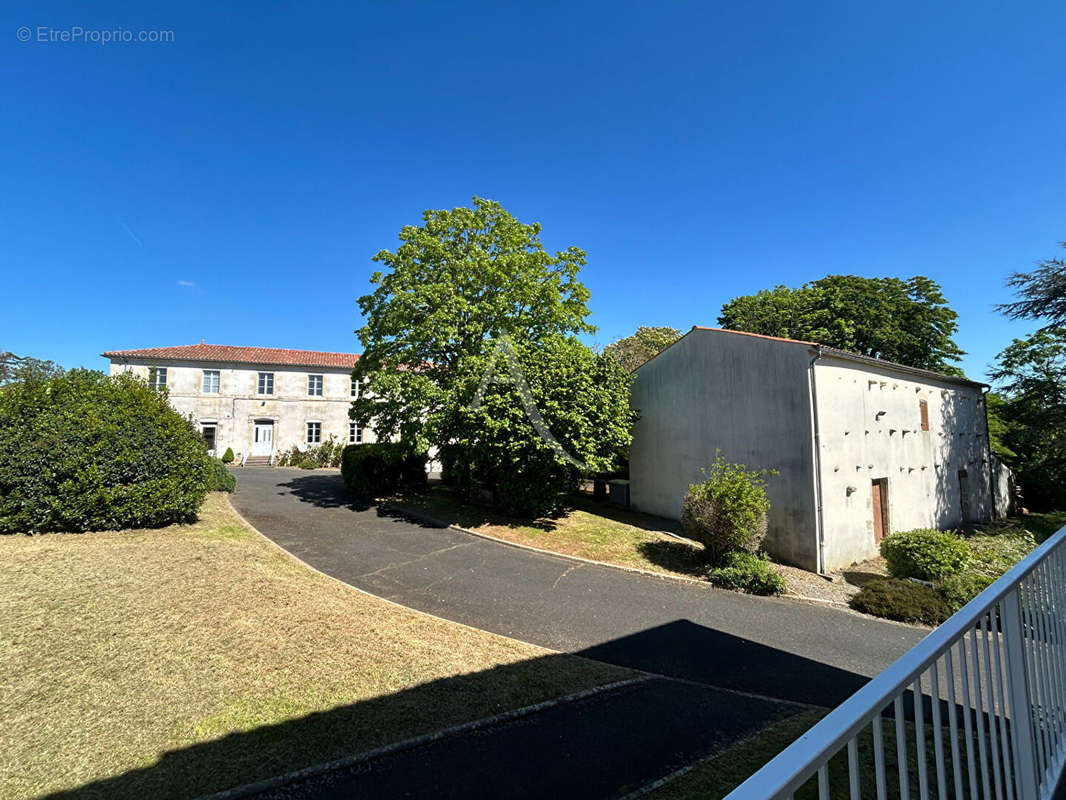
0;352;63;386
989;328;1066;510
718;275;964;372
352;198;633;516
998;242;1066;328
604;326;682;371
353;197;593;450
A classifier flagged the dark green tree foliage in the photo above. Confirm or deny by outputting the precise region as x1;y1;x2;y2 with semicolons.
0;369;211;532
998;242;1066;328
353;197;594;453
0;352;63;386
353;198;634;518
990;328;1066;510
341;443;427;498
718;275;964;373
443;335;636;517
604;326;682;371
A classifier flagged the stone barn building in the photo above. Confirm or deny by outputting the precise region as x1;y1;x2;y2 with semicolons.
628;327;995;573
103;343;375;464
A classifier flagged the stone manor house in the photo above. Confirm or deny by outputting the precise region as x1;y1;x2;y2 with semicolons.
103;343;374;464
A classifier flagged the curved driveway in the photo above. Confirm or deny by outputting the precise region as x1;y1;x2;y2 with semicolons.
232;468;925;708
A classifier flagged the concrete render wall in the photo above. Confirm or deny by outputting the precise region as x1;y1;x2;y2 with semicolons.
628;331;820;570
108;359;376;459
811;357;992;569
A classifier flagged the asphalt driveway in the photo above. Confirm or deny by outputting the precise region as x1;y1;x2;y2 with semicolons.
227;468;926;798
232;468;924;706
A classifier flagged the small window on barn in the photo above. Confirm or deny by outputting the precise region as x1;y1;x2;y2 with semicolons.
919;399;930;431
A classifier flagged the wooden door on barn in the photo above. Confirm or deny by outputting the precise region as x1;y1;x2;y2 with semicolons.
872;478;889;544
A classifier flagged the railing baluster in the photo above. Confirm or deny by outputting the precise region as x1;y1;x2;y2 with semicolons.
874;714;888;800
847;737;860;800
1030;568;1054;780
931;661;948;800
817;763;829;799
980;616;1005;800
1052;550;1066;764
895;695;912;800
914;677;930;800
959;634;980;800
1003;588;1040;799
1036;558;1061;772
990;603;1016;800
1043;557;1066;767
946;646;965;800
971;624;993;799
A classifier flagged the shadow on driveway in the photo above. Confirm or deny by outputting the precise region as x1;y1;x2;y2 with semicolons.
45;621;858;800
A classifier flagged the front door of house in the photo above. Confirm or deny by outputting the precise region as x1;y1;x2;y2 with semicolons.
252;422;274;456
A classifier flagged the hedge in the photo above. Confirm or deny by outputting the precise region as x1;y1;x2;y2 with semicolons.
706;551;785;595
881;528;970;581
207;457;237;493
850;577;951;625
0;369;211;532
341;443;427;498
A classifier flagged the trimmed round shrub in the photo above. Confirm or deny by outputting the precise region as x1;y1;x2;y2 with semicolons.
850;577;951;625
0;369;211;532
341;443;427;498
937;572;994;614
881;529;970;581
221;447;235;464
206;457;236;492
706;551;785;595
681;454;772;562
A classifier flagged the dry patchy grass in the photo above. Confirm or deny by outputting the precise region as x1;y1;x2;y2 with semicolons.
0;494;627;799
392;487;708;579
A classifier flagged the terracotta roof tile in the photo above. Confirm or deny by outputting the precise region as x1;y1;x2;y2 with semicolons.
102;344;361;369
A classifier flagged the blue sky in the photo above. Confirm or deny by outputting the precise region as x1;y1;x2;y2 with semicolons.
3;1;1064;380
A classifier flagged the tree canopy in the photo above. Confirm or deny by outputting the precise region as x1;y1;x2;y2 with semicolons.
989;327;1066;510
353;197;594;451
0;352;63;386
718;275;964;373
352;198;634;516
604;326;682;371
998;242;1066;328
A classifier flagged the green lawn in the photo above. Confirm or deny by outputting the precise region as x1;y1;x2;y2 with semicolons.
391;486;708;579
0;493;630;799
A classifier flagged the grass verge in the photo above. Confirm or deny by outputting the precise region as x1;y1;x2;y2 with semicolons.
391;486;707;579
0;494;629;799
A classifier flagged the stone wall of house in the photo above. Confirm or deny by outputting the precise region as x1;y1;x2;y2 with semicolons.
108;359;375;460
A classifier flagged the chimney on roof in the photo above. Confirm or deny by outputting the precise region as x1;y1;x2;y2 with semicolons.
201;338;205;345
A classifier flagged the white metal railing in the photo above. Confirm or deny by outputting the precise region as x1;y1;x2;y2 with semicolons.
727;524;1066;800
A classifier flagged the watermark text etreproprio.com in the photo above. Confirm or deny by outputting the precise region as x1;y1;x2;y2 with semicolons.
16;26;174;44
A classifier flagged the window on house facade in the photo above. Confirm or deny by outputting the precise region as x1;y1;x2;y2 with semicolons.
202;370;220;394
148;367;167;389
919;399;930;431
257;372;274;395
351;377;367;398
348;422;363;444
306;421;322;444
308;374;323;396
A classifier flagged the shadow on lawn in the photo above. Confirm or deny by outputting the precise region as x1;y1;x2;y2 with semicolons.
635;539;707;577
45;621;883;800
